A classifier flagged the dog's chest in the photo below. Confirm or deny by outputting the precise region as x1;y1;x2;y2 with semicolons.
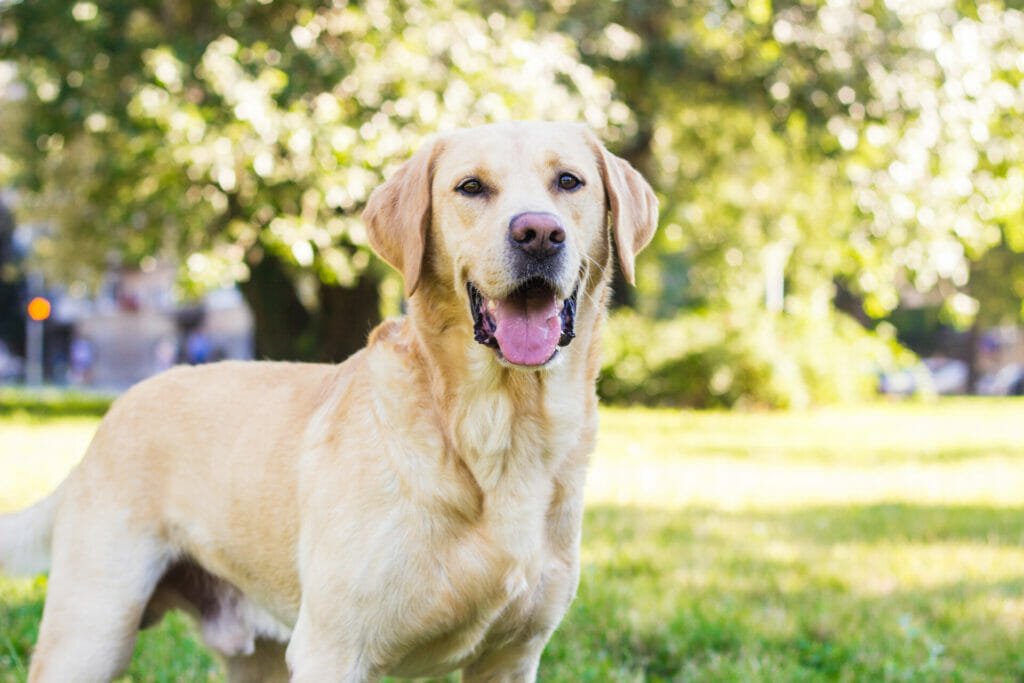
385;510;550;677
385;415;573;675
355;354;588;676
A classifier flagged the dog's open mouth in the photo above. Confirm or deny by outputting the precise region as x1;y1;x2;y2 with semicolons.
468;278;578;367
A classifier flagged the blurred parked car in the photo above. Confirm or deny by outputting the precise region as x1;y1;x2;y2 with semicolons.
976;363;1024;396
879;357;969;395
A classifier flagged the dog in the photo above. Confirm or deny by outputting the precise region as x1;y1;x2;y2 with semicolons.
0;121;657;682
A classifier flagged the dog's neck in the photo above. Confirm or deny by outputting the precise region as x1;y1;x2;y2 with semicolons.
405;275;606;482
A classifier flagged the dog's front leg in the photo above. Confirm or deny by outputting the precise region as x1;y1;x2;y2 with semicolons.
285;605;380;683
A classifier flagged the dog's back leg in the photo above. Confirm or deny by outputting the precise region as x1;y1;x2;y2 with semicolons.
27;507;170;683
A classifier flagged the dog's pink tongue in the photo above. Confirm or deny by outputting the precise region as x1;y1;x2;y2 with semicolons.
493;290;561;366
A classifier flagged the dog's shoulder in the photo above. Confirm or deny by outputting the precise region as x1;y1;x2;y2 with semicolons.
366;317;407;349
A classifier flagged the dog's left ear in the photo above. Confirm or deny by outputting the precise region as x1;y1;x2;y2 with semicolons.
363;138;442;298
589;133;659;285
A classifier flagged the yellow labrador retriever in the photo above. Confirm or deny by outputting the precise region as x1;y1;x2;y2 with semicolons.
0;121;657;682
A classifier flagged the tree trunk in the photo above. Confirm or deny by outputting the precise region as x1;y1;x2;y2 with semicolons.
317;271;382;363
238;250;382;364
238;251;313;360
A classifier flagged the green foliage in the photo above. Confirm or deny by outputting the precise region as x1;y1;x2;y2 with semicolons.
3;0;1024;401
543;0;1024;397
542;0;1024;327
600;308;912;409
0;0;623;359
0;0;620;293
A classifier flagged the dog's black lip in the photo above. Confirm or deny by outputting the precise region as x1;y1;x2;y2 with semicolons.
467;279;579;357
558;284;577;347
468;281;499;348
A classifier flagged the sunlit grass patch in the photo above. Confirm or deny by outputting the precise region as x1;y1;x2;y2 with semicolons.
597;399;1024;465
0;416;94;511
591;398;1024;510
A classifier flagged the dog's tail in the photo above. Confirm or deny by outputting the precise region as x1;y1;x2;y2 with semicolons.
0;489;59;576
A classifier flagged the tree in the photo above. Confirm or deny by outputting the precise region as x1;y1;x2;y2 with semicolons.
522;0;1024;329
4;0;1023;404
0;0;621;360
518;0;1024;405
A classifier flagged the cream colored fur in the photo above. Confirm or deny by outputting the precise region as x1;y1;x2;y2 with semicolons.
0;121;657;682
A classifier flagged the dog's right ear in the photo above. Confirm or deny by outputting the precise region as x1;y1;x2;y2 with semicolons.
363;138;442;298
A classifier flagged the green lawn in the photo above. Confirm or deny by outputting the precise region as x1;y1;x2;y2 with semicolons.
3;399;1024;681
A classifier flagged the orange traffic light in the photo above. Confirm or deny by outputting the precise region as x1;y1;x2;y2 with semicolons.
27;296;51;322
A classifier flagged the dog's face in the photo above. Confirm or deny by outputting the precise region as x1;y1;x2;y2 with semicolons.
429;124;605;367
364;122;657;368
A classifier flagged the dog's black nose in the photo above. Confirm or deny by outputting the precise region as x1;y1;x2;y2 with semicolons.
509;212;565;259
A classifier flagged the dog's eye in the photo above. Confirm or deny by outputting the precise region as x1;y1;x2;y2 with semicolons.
457;178;485;196
557;173;583;191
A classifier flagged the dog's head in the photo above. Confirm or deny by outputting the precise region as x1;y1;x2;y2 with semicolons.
363;121;657;368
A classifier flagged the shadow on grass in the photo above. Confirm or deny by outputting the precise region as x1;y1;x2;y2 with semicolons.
587;502;1024;546
762;502;1024;546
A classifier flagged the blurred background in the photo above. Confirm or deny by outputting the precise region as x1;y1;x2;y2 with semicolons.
0;0;1023;407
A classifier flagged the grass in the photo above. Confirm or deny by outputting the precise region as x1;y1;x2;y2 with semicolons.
2;398;1024;681
0;386;115;418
